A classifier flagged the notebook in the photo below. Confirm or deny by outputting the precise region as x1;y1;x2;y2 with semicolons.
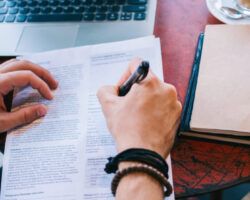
179;25;250;145
0;36;175;200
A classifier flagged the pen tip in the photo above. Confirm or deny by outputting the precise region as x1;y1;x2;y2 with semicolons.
142;61;150;68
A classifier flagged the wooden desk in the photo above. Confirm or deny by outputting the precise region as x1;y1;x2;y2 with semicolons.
0;0;249;198
154;0;250;198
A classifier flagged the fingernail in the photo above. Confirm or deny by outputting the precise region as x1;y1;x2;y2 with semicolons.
47;91;54;100
50;92;54;99
54;80;59;88
37;106;47;117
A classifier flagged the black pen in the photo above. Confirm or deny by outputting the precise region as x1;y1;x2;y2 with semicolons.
119;61;150;96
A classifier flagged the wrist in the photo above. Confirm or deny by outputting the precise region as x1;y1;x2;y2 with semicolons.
117;143;169;158
105;149;173;199
113;130;172;159
116;167;164;200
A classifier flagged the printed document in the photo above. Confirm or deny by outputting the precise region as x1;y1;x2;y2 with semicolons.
1;37;175;200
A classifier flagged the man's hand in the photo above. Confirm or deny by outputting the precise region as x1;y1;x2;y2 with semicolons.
97;59;182;158
0;59;58;133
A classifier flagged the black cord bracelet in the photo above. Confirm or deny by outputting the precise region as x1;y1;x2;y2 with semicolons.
105;148;169;179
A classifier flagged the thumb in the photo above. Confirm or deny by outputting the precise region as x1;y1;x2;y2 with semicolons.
0;104;47;133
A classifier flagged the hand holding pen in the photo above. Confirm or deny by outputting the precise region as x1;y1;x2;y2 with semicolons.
97;58;182;157
119;60;150;96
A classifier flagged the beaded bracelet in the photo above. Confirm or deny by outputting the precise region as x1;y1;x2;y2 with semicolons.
111;164;173;197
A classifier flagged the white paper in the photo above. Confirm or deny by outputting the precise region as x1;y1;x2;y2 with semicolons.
1;37;175;200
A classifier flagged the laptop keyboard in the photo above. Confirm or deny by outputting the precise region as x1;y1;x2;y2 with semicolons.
0;0;148;23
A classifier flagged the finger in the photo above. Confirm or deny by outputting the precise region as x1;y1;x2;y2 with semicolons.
0;71;54;100
0;96;6;111
0;58;18;70
162;83;178;101
97;86;120;116
128;72;160;96
176;101;183;117
0;104;47;133
97;85;119;105
0;60;58;89
117;58;142;86
117;58;157;87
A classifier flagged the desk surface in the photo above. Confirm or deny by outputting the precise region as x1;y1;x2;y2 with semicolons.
154;0;250;198
0;0;250;198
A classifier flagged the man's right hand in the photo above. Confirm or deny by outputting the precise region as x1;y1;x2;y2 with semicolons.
97;59;182;159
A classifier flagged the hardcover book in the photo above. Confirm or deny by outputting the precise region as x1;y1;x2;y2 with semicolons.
179;25;250;145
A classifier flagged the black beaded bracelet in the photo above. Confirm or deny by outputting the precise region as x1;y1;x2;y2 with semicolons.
111;164;173;197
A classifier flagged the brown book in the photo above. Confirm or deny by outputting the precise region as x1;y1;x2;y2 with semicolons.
180;25;250;145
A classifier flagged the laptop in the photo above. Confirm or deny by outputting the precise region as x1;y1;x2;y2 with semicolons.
0;0;157;56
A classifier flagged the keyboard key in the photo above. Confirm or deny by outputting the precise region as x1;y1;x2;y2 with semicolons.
93;0;103;5
30;7;40;14
27;14;82;22
74;6;84;13
0;8;8;14
41;7;51;14
82;0;92;5
123;5;146;12
120;12;132;20
52;7;63;13
6;1;16;7
5;14;15;22
86;6;96;12
63;7;74;13
16;1;27;7
107;13;118;20
39;1;49;7
116;0;126;4
8;8;18;14
134;12;146;20
16;15;27;22
128;0;147;5
83;13;94;21
0;2;5;8
60;0;70;6
108;5;120;12
95;13;106;21
27;1;38;7
49;0;59;6
106;0;115;4
72;0;81;6
0;15;4;22
97;6;108;12
19;8;30;14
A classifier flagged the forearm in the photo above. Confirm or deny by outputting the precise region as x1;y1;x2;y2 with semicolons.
116;162;164;200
